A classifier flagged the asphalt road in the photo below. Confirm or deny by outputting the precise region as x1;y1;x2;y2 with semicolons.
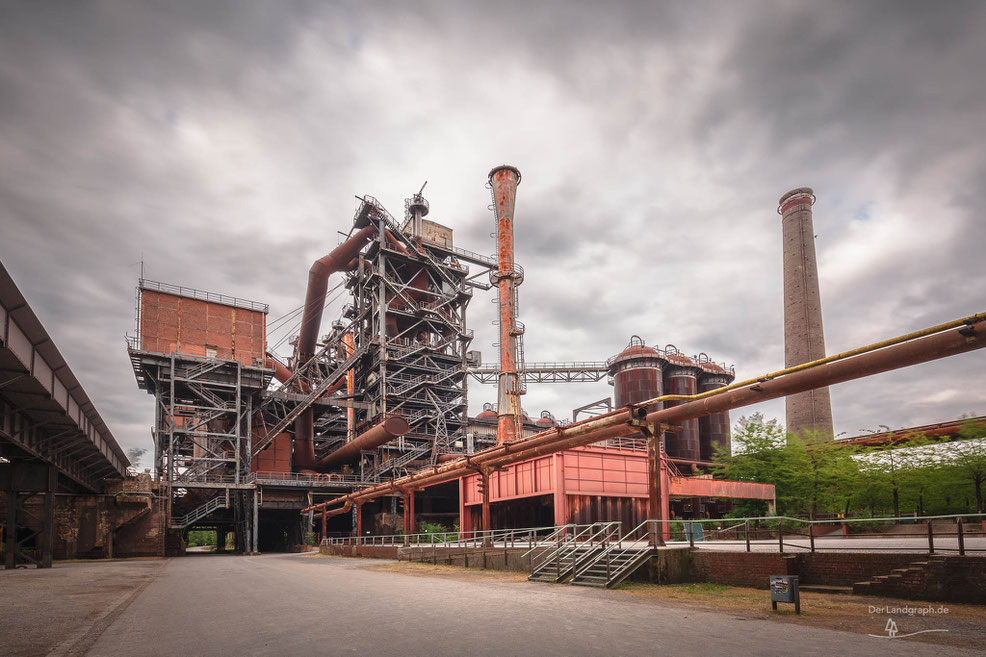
63;553;977;657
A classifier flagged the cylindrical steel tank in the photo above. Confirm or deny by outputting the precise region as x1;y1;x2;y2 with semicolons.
607;336;664;412
662;349;700;461
696;356;735;460
535;411;558;429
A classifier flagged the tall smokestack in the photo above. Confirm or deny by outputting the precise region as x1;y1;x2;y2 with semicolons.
489;165;524;444
779;187;834;439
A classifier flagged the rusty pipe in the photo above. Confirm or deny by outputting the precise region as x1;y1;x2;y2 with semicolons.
293;224;378;469
324;500;353;519
302;315;986;513
298;224;377;364
316;416;411;469
268;355;295;385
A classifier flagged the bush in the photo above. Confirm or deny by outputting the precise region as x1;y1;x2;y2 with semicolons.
417;522;459;543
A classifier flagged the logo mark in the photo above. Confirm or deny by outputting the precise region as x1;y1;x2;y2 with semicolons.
868;619;948;640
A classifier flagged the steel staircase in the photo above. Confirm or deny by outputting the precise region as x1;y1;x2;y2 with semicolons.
527;522;620;583
252;343;368;456
364;443;430;480
170;495;227;529
570;520;656;589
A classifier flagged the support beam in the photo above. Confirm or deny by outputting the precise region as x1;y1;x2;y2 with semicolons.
480;470;491;545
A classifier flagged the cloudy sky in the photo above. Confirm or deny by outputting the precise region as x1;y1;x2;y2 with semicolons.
2;1;985;458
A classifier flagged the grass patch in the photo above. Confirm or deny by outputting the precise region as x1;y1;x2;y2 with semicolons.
666;582;736;596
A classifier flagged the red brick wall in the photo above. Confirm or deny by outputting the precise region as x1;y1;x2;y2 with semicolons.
252;431;292;474
691;552;797;588
692;551;933;589
139;290;265;366
797;552;917;587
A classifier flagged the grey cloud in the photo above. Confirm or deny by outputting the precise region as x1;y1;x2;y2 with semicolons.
2;1;985;457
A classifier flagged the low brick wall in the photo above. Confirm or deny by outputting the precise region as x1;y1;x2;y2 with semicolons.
856;556;986;603
321;542;983;602
322;543;693;584
691;552;797;588
797;552;917;587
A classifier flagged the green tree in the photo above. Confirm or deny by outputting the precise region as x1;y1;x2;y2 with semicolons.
715;414;801;516
787;432;861;518
857;436;933;518
946;419;986;513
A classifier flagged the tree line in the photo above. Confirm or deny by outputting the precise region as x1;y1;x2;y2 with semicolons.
713;414;986;519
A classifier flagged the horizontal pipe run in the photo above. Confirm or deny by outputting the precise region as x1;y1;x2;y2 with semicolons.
301;314;986;513
316;416;411;469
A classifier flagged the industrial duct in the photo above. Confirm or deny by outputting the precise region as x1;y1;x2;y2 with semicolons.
316;416;411;469
293;224;378;469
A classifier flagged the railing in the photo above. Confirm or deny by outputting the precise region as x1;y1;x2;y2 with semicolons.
529;522;621;580
249;471;369;487
171;495;227;529
322;524;563;551
319;513;986;561
173;472;243;486
139;279;269;313
626;513;986;555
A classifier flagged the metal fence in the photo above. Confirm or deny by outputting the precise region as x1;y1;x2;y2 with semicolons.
321;513;986;556
646;513;986;555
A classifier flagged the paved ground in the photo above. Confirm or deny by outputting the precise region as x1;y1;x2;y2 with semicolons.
2;553;982;657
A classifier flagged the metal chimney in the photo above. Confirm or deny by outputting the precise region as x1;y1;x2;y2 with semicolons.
489;165;524;444
779;187;834;439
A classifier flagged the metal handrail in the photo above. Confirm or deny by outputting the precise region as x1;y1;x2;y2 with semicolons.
319;514;986;556
530;522;621;574
573;519;655;580
323;524;565;549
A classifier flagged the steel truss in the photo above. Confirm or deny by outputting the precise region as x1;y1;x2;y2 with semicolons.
341;199;479;477
129;349;270;550
468;361;610;385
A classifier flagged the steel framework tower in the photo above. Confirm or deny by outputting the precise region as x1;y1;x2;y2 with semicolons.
338;195;484;477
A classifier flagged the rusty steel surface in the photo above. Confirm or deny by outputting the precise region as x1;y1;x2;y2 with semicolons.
292;224;378;469
671;477;775;500
301;314;986;515
664;365;700;461
490;165;523;445
698;374;732;459
316;416;411;469
297;225;377;364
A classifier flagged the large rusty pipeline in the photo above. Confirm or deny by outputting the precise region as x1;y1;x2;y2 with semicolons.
316;416;410;470
302;313;986;513
297;224;378;364
292;224;378;469
490;165;523;444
